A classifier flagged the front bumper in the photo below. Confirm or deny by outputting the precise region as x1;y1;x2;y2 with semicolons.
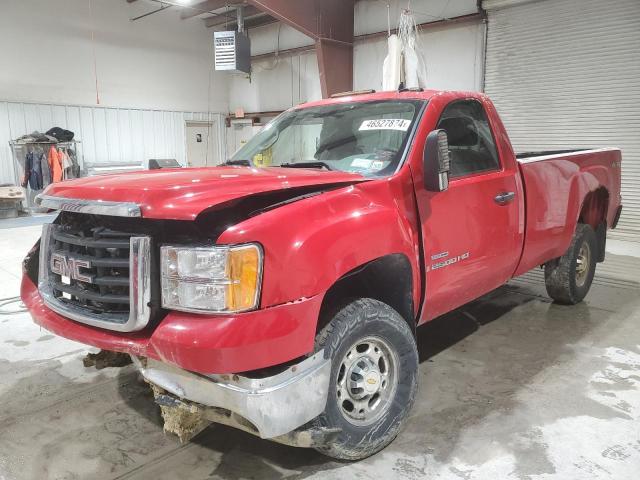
21;274;323;374
132;353;331;439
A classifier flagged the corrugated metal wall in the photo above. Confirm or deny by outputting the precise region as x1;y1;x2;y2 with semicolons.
0;101;225;185
484;0;640;241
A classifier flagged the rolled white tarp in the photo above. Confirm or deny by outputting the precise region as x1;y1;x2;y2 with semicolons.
404;43;428;89
382;34;402;91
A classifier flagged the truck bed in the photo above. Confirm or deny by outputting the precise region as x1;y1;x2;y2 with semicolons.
514;147;622;276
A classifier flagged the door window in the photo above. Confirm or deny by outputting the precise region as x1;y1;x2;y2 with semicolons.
436;100;500;178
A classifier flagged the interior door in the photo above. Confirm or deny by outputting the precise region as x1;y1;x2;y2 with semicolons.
417;99;521;321
186;122;219;167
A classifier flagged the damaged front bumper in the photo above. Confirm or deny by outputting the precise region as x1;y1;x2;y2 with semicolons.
131;350;331;440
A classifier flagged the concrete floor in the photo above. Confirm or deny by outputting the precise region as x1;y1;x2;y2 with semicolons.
1;219;639;479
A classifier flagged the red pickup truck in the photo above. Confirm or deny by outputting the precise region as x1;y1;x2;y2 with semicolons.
21;90;622;460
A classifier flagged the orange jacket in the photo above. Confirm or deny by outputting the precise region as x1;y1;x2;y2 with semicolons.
48;146;63;182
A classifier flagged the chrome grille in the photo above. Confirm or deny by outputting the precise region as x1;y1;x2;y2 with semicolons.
38;223;151;332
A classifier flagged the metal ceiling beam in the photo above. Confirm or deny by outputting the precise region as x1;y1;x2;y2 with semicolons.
247;0;353;42
250;13;484;62
246;0;355;97
234;14;277;30
130;3;172;22
180;0;244;20
204;5;261;27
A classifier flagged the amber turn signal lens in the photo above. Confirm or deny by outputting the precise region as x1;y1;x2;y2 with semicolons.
226;244;262;311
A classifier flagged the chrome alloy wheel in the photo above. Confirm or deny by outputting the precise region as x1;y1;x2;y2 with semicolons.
335;336;399;426
575;241;591;287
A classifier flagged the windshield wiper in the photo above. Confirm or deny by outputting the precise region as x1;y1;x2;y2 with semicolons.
279;161;334;171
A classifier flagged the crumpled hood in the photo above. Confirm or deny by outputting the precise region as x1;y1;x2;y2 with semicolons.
41;166;366;220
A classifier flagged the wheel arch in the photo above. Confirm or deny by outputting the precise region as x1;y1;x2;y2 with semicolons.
317;253;416;336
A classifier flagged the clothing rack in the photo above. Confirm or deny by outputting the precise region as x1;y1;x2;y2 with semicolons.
9;141;81;146
8;140;84;213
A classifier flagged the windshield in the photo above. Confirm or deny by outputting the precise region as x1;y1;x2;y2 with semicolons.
231;100;424;177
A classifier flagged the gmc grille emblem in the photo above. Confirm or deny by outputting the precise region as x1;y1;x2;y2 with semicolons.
50;253;94;283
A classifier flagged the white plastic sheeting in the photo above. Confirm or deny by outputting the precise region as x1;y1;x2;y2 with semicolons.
398;10;428;89
381;10;431;91
355;19;485;93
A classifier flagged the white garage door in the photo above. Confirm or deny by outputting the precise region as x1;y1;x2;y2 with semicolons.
483;0;640;241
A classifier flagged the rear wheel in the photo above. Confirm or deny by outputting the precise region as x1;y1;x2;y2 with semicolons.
544;224;597;304
312;298;418;460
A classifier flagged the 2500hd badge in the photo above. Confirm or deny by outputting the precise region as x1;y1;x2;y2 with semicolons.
428;251;471;271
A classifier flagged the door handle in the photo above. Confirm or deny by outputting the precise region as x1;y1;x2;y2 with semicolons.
494;191;515;205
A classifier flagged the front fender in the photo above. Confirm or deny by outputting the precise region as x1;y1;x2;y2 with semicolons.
217;179;421;310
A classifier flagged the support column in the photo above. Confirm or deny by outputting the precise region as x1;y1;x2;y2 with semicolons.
247;0;354;97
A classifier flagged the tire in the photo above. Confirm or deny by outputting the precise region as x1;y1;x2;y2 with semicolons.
312;298;419;460
544;224;597;305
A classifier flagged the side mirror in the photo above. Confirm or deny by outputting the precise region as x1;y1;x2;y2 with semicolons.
423;129;450;192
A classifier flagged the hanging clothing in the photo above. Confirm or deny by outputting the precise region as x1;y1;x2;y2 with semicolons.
60;148;73;180
37;147;51;185
21;152;31;188
15;130;57;144
48;146;63;182
31;151;43;189
23;151;44;190
46;127;74;142
68;148;80;178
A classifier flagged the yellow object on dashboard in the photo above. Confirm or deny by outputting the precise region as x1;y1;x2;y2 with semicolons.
253;147;273;167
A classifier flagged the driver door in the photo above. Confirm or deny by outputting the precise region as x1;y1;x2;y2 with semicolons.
416;99;522;322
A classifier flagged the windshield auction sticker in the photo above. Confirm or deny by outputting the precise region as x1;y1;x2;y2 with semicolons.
350;158;389;171
359;119;411;131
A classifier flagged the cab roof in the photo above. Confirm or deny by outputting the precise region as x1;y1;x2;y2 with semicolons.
294;89;485;110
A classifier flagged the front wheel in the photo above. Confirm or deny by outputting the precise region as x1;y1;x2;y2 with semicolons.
312;298;418;460
544;223;597;304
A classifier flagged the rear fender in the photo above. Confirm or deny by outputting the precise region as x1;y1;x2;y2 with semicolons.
515;154;616;275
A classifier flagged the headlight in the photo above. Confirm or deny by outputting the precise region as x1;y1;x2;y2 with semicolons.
160;244;262;313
